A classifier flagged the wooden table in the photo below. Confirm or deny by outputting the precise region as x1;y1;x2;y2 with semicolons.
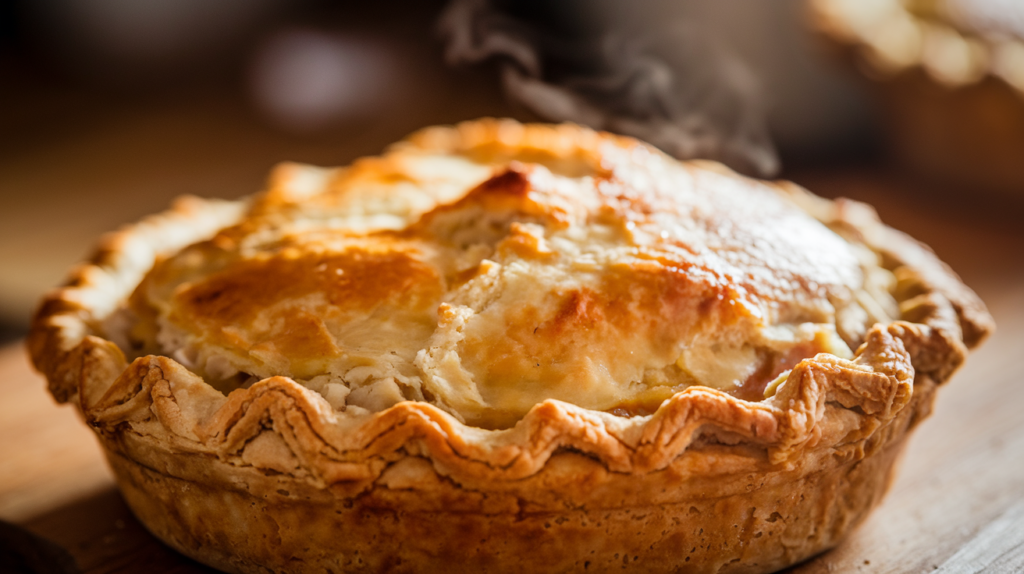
1;170;1022;573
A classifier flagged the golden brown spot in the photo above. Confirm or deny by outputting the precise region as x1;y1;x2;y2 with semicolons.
171;239;444;370
248;310;339;370
600;262;741;350
177;243;438;324
449;265;485;290
473;167;531;198
496;223;556;260
409;167;570;240
426;168;532;220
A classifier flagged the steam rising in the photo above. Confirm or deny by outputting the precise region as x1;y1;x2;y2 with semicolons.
439;0;779;176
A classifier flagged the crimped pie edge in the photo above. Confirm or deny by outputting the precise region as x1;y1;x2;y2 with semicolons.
27;121;991;490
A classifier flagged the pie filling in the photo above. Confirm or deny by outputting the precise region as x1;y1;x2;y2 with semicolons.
103;126;898;429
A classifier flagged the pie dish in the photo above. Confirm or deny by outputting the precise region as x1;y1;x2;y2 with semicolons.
809;0;1024;195
29;119;992;573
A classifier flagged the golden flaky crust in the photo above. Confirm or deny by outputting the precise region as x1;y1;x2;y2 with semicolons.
29;120;992;574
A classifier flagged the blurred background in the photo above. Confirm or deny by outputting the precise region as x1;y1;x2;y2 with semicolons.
3;6;1024;571
2;0;1023;342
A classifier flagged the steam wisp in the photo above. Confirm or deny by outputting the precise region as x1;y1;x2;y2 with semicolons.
439;0;779;176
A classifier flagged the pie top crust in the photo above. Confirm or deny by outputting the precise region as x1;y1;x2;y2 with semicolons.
28;119;993;492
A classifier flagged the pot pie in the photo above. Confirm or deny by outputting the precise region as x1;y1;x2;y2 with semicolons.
29;119;992;573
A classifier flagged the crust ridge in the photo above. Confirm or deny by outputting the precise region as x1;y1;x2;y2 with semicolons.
72;324;911;484
28;120;991;486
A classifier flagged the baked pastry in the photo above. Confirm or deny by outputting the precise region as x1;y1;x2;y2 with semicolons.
29;119;991;573
809;0;1024;195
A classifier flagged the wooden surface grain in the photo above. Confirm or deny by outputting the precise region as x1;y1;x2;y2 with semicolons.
1;170;1022;573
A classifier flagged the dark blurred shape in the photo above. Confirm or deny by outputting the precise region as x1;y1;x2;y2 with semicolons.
439;0;779;176
249;30;400;134
23;0;292;85
0;322;24;346
0;520;79;574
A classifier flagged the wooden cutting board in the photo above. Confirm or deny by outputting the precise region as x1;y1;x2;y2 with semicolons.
2;171;1023;573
